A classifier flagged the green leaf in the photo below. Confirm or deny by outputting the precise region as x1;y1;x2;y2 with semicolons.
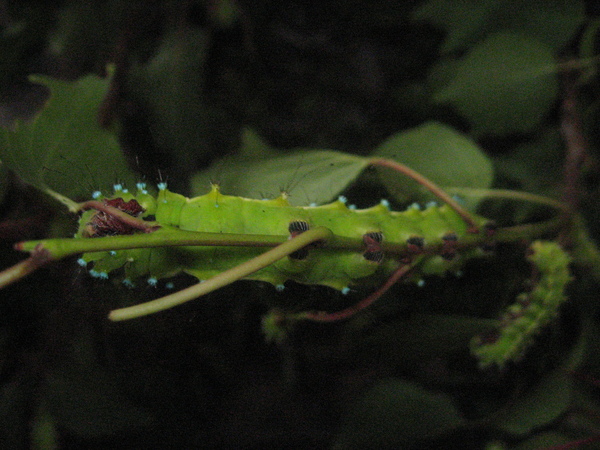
413;0;585;54
191;147;368;206
494;128;564;196
412;0;493;53
0;73;138;207
374;121;493;202
495;367;573;436
435;32;558;136
334;378;464;448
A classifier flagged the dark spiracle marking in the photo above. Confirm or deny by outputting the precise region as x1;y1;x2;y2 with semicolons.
288;220;310;260
288;220;310;236
85;198;145;237
363;232;384;263
406;236;425;254
441;232;458;261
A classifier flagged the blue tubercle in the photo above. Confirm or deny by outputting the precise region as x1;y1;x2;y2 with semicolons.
348;204;357;210
136;182;148;194
276;284;285;292
109;251;117;256
426;201;438;209
77;258;88;267
341;287;351;295
147;277;158;287
122;278;135;288
89;269;108;279
408;202;421;211
380;199;390;209
338;195;347;204
165;282;174;289
417;279;426;288
309;202;317;207
92;190;102;199
113;183;123;191
157;182;168;191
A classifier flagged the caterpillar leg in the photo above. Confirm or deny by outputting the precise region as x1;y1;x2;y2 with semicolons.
108;226;334;321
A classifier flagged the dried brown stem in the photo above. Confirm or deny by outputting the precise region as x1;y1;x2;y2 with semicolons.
77;200;160;233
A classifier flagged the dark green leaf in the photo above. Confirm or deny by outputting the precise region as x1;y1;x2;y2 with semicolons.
374;121;493;202
0;73;138;206
495;367;573;436
435;32;558;135
191;140;368;206
413;0;585;53
334;378;464;448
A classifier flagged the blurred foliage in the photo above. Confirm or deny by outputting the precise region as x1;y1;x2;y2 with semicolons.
0;0;600;448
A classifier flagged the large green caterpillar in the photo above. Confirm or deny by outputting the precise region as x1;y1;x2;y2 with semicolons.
0;158;569;368
75;182;489;294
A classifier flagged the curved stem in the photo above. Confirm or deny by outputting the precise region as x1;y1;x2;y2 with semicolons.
77;200;160;233
444;187;569;212
369;158;480;233
108;226;334;321
0;245;51;288
300;257;422;322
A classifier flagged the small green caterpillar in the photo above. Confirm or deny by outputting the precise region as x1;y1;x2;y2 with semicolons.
471;240;572;369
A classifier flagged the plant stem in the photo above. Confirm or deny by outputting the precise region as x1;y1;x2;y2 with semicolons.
300;257;422;322
16;226;365;260
108;226;334;321
77;200;160;233
369;158;481;232
0;245;51;288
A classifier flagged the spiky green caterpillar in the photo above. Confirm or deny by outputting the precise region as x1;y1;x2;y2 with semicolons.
470;240;572;369
1;174;571;369
75;182;492;293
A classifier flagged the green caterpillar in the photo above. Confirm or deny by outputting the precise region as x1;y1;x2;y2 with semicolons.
75;181;491;294
471;240;572;369
0;162;569;369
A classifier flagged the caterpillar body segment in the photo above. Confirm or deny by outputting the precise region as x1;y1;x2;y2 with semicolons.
76;183;491;296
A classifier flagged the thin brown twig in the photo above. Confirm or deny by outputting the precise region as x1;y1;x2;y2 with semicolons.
0;244;51;288
369;158;480;233
302;259;419;322
77;200;160;233
560;76;587;212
